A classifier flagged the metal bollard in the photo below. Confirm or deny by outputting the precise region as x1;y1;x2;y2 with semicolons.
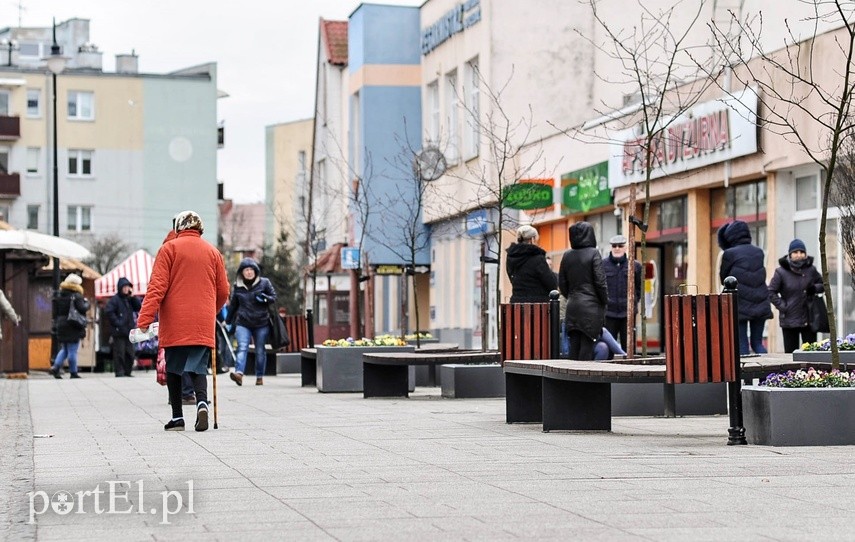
723;276;747;445
306;308;314;347
549;290;560;359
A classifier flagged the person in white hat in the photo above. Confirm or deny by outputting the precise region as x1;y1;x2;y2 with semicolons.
50;274;90;379
601;234;641;352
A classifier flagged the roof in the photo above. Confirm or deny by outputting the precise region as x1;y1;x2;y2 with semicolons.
308;242;347;274
321;20;348;66
94;249;155;299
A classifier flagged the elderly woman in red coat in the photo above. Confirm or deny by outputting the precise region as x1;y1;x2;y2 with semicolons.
137;211;230;432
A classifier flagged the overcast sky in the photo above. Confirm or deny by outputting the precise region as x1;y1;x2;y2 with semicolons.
12;0;422;203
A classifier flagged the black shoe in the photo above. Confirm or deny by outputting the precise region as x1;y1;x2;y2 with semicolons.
50;368;62;379
70;373;81;379
164;419;185;431
182;396;196;405
125;373;134;377
195;405;208;432
115;374;124;377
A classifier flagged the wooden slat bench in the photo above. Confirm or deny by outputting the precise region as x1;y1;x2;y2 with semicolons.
363;351;501;398
505;354;825;432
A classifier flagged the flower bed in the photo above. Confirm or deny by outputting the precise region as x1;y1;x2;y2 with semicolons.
799;334;855;352
322;335;407;347
761;367;855;388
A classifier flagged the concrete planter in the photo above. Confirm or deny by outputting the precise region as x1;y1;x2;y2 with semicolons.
612;383;728;416
742;385;855;446
316;346;414;392
440;364;505;398
791;350;855;365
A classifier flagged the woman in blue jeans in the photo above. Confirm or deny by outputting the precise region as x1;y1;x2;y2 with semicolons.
226;258;277;386
50;274;90;379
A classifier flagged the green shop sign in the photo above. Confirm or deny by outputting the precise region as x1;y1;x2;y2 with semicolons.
561;162;612;215
503;181;554;210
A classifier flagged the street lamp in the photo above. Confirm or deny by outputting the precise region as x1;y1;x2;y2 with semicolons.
0;38;18;66
43;19;67;294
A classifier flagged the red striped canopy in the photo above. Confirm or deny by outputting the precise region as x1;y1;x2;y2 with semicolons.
94;249;155;299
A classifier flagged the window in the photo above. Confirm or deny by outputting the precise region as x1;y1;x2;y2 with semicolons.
464;57;480;159
67;205;92;232
426;81;439;144
0;148;9;174
0;205;9;222
26;205;38;230
796;174;817;211
18;42;42;58
67;91;94;120
26;89;40;117
68;149;93;176
298;150;307;172
0;91;9;116
26;147;40;175
445;70;459;163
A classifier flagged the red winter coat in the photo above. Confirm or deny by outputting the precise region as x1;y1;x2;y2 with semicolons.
137;230;230;348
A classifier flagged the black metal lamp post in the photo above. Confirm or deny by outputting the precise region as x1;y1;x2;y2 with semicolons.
43;19;67;361
1;38;17;66
45;19;67;293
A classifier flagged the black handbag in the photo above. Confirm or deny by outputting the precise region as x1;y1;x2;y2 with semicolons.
267;305;290;350
807;294;830;333
67;298;88;329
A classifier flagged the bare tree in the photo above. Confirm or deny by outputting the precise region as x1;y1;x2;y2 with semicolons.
84;233;132;275
443;65;547;350
557;0;719;356
707;1;855;368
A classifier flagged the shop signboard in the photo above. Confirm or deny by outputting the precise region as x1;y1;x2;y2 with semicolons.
341;247;360;270
503;179;554;210
608;87;759;188
561;162;611;215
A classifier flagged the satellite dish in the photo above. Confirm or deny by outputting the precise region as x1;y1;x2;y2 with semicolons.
414;146;447;182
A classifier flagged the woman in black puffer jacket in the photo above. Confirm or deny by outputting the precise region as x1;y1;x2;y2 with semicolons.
558;222;608;360
768;239;824;353
506;225;557;303
718;220;772;355
49;273;90;379
226;258;277;385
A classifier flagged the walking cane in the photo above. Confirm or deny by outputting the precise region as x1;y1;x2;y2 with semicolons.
211;347;219;429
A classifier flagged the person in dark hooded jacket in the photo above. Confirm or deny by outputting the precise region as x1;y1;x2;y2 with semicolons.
718;220;773;355
105;276;141;377
506;225;557;303
226;258;277;386
768;239;824;352
558;222;608;360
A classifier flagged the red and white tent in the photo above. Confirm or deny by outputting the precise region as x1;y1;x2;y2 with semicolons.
95;249;155;299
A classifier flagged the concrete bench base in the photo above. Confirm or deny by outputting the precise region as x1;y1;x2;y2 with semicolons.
441;364;505;398
244;347;277;376
276;353;301;374
611;382;728;416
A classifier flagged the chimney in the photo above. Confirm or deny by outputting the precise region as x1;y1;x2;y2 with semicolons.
115;50;138;74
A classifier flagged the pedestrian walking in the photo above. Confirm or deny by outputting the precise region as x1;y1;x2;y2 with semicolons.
717;221;773;355
105;276;141;377
558;221;608;360
0;287;21;341
505;225;557;303
49;273;89;379
601;234;642;352
768;238;824;353
136;210;230;432
226;258;277;386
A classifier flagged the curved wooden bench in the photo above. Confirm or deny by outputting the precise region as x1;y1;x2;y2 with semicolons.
300;348;317;387
505;354;830;432
363;351;500;398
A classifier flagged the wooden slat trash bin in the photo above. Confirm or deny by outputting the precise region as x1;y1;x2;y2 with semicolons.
663;276;746;444
502;291;561;424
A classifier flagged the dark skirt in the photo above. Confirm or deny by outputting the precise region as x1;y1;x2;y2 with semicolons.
165;345;211;375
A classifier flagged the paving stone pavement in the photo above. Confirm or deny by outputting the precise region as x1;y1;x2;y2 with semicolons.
3;371;855;541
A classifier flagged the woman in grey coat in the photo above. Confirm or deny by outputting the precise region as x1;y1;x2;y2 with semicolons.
558;222;608;360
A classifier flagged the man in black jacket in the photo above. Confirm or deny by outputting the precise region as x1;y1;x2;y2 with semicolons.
601;235;642;353
105;277;141;377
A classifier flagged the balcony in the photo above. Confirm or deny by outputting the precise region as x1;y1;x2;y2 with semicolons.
0;116;20;140
0;172;20;197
